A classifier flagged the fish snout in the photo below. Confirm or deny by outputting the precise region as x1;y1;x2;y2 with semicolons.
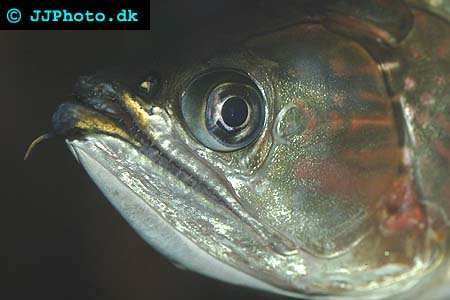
51;75;145;144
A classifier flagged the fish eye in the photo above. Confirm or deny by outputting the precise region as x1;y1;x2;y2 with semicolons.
181;70;266;151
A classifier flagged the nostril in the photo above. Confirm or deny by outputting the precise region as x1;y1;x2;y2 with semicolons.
73;74;120;101
72;74;124;116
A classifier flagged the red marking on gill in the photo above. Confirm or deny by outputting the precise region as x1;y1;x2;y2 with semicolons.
359;91;390;105
343;147;397;166
350;117;393;130
330;57;379;77
378;176;425;235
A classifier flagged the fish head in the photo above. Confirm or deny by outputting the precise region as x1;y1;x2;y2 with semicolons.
43;1;450;299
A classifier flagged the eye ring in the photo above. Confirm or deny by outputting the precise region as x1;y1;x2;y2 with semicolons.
180;69;266;151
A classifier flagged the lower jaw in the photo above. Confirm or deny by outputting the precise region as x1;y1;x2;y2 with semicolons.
66;134;309;296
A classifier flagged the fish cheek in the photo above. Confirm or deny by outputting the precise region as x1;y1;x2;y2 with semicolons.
243;23;403;255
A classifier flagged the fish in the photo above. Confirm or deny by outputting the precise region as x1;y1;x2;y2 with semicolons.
27;0;450;299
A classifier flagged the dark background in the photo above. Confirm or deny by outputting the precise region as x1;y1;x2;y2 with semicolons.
2;1;295;299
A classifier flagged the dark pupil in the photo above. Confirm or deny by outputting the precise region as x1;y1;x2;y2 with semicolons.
221;97;248;128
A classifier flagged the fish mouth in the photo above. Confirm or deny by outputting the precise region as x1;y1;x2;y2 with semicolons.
52;75;300;255
52;76;143;146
